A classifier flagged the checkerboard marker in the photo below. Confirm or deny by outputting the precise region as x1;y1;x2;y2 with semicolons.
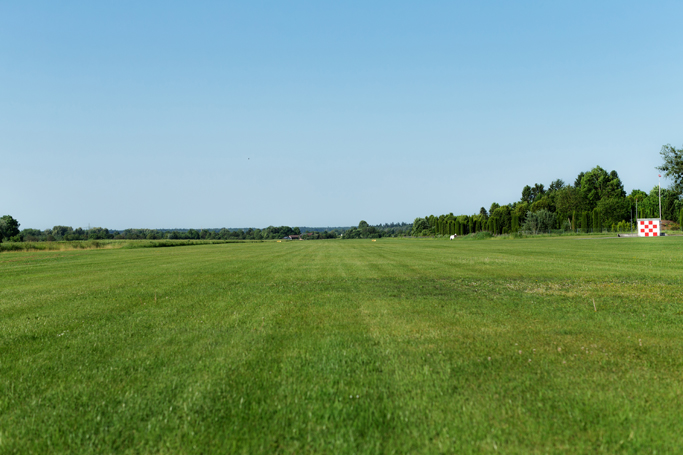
637;219;660;237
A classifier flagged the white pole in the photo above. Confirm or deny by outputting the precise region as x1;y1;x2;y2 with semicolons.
659;174;662;219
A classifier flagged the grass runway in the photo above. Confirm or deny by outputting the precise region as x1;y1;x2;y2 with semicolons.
1;237;682;453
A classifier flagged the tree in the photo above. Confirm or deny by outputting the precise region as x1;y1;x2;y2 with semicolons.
628;189;648;218
412;218;429;236
21;228;42;242
657;144;683;194
51;225;72;241
511;214;520;233
555;186;586;216
521;210;556;235
88;227;111;240
592;208;602;232
521;186;532;204
530;183;545;202
0;215;20;241
596;197;629;226
491;206;512;232
580;166;626;209
522;184;545;204
548;179;566;193
354;221;378;238
633;186;670;218
513;202;529;220
660;188;680;221
530;196;553;213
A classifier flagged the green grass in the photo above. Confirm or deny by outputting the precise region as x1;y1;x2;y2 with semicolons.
1;237;682;454
0;238;261;253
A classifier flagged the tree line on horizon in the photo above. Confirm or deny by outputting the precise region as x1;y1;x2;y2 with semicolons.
3;146;682;243
0;225;314;242
0;220;412;243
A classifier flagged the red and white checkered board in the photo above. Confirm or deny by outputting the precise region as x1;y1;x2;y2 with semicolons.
639;220;659;237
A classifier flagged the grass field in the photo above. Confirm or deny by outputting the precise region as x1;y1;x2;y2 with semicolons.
1;237;682;454
0;238;258;253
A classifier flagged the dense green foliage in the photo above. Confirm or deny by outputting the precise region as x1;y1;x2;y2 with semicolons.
0;215;20;242
417;165;683;236
342;221;412;239
17;225;311;242
521;209;556;235
12;223;412;244
657;144;683;193
2;238;683;453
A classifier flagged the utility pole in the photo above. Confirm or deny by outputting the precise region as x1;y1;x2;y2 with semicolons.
635;198;638;221
658;174;662;219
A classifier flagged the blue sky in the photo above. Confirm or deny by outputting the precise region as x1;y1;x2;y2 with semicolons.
2;1;682;229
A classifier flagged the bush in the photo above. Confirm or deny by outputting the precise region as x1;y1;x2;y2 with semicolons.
522;210;556;235
463;231;493;240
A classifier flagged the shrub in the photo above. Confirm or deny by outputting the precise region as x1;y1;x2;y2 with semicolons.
522;210;556;235
463;231;493;240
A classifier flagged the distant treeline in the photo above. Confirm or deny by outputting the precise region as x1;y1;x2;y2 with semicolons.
413;165;683;236
6;157;682;243
15;226;315;242
342;221;412;239
1;221;414;243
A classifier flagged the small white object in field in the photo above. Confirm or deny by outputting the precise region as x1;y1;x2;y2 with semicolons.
450;234;457;240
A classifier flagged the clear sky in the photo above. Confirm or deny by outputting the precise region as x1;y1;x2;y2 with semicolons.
2;1;682;230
